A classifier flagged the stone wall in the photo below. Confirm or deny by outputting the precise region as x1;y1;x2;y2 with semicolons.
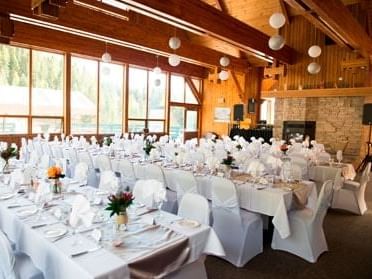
274;97;364;158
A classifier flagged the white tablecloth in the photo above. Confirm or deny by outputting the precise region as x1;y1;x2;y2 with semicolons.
129;162;317;239
309;163;356;182
0;193;224;279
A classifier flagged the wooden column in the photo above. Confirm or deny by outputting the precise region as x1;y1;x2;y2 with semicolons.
64;53;71;135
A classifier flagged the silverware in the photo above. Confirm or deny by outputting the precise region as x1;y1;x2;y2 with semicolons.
7;204;32;209
70;246;102;258
31;221;59;229
51;232;70;243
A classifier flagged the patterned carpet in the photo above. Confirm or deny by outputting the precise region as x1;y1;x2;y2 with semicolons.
205;176;372;279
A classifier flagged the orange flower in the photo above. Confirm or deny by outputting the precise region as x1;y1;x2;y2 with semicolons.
48;166;62;178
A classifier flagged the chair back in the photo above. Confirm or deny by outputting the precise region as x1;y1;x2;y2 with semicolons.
145;164;166;185
39;154;50;169
0;230;16;279
211;176;241;218
173;170;198;203
96;154;112;172
118;159;136;180
178;193;210;225
290;164;303;180
312;180;333;224
77;151;94;169
74;162;89;184
51;145;63;160
357;162;371;201
67;148;78;165
99;170;119;193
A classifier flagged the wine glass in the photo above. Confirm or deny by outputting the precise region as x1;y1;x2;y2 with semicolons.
34;193;47;221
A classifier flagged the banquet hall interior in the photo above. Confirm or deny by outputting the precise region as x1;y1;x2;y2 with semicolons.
0;0;372;278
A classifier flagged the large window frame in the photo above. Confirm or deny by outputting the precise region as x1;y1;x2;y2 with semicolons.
0;44;202;138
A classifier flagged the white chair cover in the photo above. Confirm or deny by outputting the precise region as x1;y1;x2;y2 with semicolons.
117;159;137;188
95;154;112;172
77;151;94;169
74;162;89;185
133;179;166;208
272;180;333;263
99;171;119;193
172;170;198;203
178;193;210;225
332;162;371;215
211;177;263;267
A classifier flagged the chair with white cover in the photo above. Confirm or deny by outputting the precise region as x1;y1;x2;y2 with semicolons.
178;193;210;225
99;170;120;193
144;164;166;184
117;159;137;189
77;151;98;187
271;180;334;263
73;162;89;186
133;179;166;208
290;164;303;181
50;145;63;160
332;162;371;215
173;170;198;204
0;230;44;279
95;154;112;172
211;177;263;267
290;156;309;179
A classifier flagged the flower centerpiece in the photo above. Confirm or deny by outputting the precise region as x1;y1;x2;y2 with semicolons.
236;144;243;151
143;139;155;156
1;145;18;169
221;153;235;178
280;143;289;155
102;137;112;146
105;191;134;225
47;166;65;194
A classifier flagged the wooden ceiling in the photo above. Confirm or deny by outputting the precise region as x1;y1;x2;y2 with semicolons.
0;0;371;76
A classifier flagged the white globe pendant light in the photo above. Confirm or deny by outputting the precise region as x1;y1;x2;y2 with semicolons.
307;62;321;74
219;56;230;67
219;70;229;81
268;34;285;50
168;54;181;67
169;36;181;50
101;41;112;63
153;66;162;74
308;45;322;58
269;13;286;29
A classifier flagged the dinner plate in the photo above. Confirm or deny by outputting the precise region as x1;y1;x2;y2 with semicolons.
0;192;16;200
16;207;38;218
176;219;200;229
44;227;67;238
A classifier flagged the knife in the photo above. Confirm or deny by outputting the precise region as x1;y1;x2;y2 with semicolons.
7;204;32;209
70;246;102;258
31;221;60;229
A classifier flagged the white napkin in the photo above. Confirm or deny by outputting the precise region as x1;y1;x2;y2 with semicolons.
69;195;94;228
149;148;159;160
247;160;265;177
99;172;119;193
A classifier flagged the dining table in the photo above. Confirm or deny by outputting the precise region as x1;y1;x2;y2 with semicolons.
0;178;225;279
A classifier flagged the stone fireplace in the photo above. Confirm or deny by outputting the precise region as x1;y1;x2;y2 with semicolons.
274;97;364;157
283;121;316;142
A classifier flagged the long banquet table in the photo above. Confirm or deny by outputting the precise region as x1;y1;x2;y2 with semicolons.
0;185;224;279
111;159;317;239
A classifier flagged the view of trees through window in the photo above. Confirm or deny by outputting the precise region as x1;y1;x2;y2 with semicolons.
0;45;201;137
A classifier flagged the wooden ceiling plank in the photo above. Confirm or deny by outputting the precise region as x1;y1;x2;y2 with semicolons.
11;21;209;78
301;0;372;58
119;0;296;64
279;0;291;24
1;0;249;72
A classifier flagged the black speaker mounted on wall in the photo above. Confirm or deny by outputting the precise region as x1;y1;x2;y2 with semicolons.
233;104;244;121
248;98;256;114
362;104;372;125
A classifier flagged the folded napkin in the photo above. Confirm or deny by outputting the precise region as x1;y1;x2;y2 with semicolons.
206;156;220;170
99;171;119;193
134;180;167;208
247;160;265;177
69;195;94;228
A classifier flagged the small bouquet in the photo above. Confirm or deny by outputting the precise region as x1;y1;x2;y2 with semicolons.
143;139;155;156
105;191;134;218
221;153;235;166
47;166;65;194
1;144;18;164
102;137;113;146
47;166;65;179
280;143;289;154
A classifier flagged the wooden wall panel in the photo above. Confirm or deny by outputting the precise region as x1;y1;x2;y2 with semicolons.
269;16;369;91
201;68;262;137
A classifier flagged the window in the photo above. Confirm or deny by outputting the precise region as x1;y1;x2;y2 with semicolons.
99;62;124;134
169;106;185;140
186;110;198;131
0;117;27;134
32;118;62;134
127;67;166;133
32;50;64;116
260;98;275;125
0;45;29;115
170;75;185;103
71;57;98;134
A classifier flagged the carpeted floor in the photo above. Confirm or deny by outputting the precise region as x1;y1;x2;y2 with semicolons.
205;176;372;279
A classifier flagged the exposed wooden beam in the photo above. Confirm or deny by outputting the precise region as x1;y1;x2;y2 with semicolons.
1;0;249;72
11;21;209;78
279;0;291;25
33;1;60;18
30;0;46;9
301;0;372;58
215;0;228;14
185;77;203;104
0;14;14;39
231;71;245;102
117;0;296;64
